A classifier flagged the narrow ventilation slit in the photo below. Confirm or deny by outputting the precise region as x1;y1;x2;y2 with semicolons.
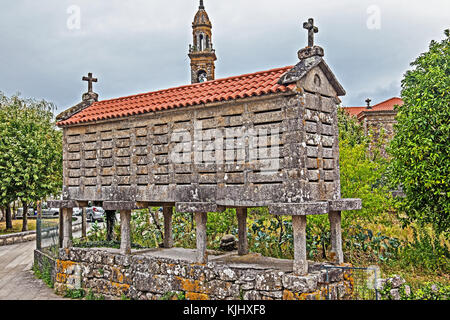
253;108;282;115
253;181;283;185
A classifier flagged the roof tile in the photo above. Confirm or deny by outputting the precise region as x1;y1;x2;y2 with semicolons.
58;66;295;126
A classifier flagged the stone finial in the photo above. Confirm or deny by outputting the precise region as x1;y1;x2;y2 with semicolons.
366;98;372;110
199;0;205;9
82;73;99;102
298;46;324;60
298;18;324;60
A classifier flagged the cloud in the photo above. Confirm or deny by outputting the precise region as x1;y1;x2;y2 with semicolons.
0;0;448;111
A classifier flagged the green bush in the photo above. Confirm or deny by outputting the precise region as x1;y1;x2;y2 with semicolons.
64;288;86;299
380;282;450;300
396;228;450;275
337;108;393;222
344;225;401;263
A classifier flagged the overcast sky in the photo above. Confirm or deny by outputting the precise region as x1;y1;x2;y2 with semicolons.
0;0;448;113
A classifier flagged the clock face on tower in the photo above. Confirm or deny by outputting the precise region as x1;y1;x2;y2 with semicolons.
198;70;208;83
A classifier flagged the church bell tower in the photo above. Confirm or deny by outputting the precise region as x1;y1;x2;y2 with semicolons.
189;0;217;84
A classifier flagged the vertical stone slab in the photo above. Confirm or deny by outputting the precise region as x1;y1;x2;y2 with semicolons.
36;217;42;251
195;212;208;264
59;208;64;248
81;207;87;239
292;215;308;275
120;210;132;255
329;211;343;264
163;207;174;248
62;208;73;249
236;207;248;255
106;210;116;241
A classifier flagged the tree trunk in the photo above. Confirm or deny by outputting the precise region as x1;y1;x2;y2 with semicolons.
12;202;16;219
22;203;28;232
0;207;4;222
5;204;13;230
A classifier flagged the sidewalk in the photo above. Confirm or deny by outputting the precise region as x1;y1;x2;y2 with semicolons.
0;241;65;300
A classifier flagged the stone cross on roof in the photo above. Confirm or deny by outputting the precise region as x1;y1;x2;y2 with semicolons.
303;18;319;47
82;73;98;93
366;98;372;109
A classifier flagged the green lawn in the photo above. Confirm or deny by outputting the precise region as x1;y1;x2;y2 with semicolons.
0;219;59;235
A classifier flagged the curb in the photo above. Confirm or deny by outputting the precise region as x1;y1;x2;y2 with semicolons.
0;222;83;247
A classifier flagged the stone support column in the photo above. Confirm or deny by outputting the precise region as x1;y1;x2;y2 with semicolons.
195;212;208;264
81;207;87;239
120;210;132;255
58;208;64;248
62;208;73;249
292;215;308;275
163;207;174;248
329;210;344;264
106;210;116;241
236;208;248;255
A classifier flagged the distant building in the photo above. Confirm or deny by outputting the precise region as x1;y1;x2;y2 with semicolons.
343;97;404;141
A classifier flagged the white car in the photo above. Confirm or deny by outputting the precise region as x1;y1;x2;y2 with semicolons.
73;208;82;216
86;207;105;222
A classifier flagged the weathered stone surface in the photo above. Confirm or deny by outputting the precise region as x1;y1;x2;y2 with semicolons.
220;235;237;252
51;248;352;300
255;272;283;291
390;288;401;300
389;275;406;289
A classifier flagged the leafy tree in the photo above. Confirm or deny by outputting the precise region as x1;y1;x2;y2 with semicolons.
0;93;63;231
337;108;392;221
388;30;450;237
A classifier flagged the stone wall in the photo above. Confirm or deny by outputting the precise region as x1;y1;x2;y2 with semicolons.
34;249;58;284
53;247;353;300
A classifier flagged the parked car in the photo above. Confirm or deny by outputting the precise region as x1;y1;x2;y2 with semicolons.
41;203;60;217
16;207;36;218
73;207;82;216
86;206;105;222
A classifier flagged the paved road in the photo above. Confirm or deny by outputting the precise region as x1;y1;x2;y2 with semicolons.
0;219;87;300
0;241;64;300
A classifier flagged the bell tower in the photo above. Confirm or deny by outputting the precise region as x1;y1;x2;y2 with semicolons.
188;0;217;83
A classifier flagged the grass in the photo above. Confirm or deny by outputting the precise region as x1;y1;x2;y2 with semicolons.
0;219;59;235
341;213;450;290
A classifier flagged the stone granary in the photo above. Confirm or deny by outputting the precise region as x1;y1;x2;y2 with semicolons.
50;4;361;276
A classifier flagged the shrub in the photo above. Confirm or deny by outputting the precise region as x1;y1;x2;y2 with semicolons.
396;228;450;275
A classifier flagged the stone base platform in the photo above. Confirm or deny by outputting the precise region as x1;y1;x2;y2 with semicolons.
51;247;354;300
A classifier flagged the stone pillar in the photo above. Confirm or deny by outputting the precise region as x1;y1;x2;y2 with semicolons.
329;211;344;264
163;207;173;248
62;208;73;249
58;208;64;248
195;212;208;264
120;210;132;255
292;215;308;275
106;210;116;241
236;208;248;255
81;207;87;239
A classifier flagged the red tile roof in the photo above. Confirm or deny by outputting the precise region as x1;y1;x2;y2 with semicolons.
58;66;296;126
342;97;403;118
342;106;366;117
